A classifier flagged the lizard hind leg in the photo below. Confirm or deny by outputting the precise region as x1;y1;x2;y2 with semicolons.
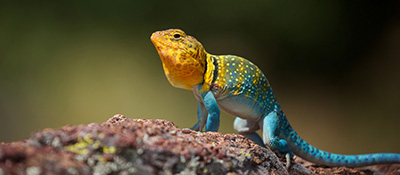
233;117;266;147
261;112;294;168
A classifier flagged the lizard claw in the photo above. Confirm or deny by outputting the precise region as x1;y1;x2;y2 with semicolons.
285;153;292;169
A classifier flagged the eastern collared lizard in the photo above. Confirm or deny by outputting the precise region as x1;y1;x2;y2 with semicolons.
150;28;400;167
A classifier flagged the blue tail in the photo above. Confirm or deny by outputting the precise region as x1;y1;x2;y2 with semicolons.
281;119;400;167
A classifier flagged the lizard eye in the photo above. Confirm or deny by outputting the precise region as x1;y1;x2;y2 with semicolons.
173;33;182;39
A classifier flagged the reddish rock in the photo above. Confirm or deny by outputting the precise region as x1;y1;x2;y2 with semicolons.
0;114;398;175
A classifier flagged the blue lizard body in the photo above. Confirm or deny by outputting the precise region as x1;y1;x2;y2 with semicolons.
151;29;400;167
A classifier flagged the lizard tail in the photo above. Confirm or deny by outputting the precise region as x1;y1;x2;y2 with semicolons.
281;118;400;167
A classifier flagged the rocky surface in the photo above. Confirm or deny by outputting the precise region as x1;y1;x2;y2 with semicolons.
0;114;398;175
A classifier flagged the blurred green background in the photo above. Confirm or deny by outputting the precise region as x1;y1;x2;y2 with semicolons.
1;1;399;154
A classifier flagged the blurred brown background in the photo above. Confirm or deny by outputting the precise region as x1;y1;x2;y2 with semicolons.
1;1;399;154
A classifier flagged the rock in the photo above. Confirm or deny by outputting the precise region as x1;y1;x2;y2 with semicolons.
0;114;398;175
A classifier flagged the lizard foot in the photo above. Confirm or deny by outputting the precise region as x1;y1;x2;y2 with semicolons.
185;128;202;133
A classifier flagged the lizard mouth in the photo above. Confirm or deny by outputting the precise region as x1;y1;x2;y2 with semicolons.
150;31;162;45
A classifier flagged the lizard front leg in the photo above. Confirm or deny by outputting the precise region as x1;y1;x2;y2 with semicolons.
190;102;208;131
198;91;220;132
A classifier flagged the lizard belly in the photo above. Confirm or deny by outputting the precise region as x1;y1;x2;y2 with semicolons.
217;95;264;122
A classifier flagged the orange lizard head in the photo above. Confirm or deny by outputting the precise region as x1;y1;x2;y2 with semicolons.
151;29;207;90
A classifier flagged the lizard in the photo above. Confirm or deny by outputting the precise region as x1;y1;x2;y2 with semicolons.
150;28;400;168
